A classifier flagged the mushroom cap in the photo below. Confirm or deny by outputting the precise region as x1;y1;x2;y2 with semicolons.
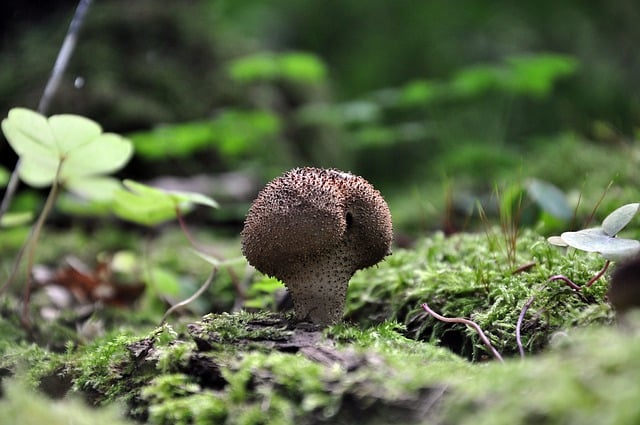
241;167;393;282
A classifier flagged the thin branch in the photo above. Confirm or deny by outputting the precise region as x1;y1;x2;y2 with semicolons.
421;302;504;363
160;267;217;325
513;261;536;274
39;0;93;113
585;260;611;287
546;275;582;291
547;259;611;291
175;207;246;302
516;295;536;358
0;0;92;222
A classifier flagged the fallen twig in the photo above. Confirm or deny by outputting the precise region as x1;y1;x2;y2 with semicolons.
516;295;536;358
421;302;504;363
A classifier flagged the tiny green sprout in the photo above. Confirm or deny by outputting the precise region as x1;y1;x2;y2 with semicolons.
2;107;133;200
112;179;218;226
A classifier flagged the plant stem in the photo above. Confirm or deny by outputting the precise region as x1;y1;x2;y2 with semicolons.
516;295;536;358
160;267;217;325
421;302;504;363
585;260;610;287
0;0;92;223
583;180;613;228
175;207;246;302
518;259;611;358
20;163;63;327
547;259;611;291
546;275;582;291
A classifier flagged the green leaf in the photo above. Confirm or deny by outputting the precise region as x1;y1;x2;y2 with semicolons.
61;133;133;180
560;227;640;261
1;108;55;157
228;51;327;84
66;177;123;201
601;203;640;237
0;166;10;187
112;184;177;226
148;267;181;296
1;108;133;199
228;52;279;83
49;114;102;154
128;111;280;160
112;180;217;226
505;54;578;97
18;154;59;187
212;110;280;157
0;211;33;227
128;121;215;159
278;52;327;83
399;80;440;105
526;179;572;220
450;64;505;97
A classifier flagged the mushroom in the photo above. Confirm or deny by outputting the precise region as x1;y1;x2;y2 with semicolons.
241;167;393;325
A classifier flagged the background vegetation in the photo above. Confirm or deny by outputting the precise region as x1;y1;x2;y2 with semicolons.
2;0;639;233
2;1;640;423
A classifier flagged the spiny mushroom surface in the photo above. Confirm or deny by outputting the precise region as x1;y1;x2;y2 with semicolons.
241;167;393;325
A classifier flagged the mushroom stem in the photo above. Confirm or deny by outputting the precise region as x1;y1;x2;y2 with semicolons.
282;263;354;325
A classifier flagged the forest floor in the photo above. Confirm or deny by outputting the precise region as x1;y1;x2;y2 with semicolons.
2;226;639;424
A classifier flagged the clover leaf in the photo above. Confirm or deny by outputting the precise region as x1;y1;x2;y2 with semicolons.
548;203;640;261
113;180;218;226
602;202;640;237
1;108;133;200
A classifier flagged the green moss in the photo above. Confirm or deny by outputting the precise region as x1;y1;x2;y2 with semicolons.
328;321;462;363
223;351;338;421
142;374;227;425
191;311;294;350
0;377;134;425
347;229;614;359
71;330;144;403
438;316;640;424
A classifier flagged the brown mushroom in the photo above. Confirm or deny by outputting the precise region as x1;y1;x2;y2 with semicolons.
241;167;393;325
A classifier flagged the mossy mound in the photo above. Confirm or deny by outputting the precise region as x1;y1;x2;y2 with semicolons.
438;316;640;424
10;311;640;425
347;229;614;359
65;312;462;424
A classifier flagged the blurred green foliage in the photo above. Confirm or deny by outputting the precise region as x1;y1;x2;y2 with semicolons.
227;51;327;84
1;0;639;231
129;110;281;162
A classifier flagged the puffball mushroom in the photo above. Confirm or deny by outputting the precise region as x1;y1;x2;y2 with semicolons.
241;167;393;325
